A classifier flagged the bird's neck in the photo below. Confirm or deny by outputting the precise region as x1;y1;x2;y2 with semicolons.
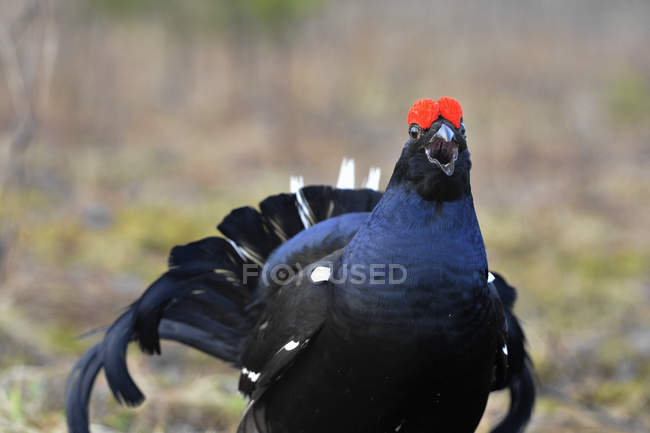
342;183;487;275
333;183;489;336
373;183;480;233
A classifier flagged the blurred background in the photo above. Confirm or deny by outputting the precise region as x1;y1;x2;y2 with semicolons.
0;0;649;432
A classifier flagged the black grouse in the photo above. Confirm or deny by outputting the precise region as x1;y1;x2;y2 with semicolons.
66;97;535;433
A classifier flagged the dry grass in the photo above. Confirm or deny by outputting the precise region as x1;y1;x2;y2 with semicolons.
0;0;649;431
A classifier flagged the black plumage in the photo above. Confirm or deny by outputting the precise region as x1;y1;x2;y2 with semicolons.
66;99;535;433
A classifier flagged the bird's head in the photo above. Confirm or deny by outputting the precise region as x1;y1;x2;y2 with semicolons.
391;97;471;201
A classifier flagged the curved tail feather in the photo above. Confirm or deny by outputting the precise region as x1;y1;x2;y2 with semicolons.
66;343;104;433
491;359;536;433
66;184;382;433
489;272;536;433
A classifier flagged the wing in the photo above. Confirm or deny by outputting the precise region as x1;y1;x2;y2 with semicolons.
235;251;341;433
238;252;339;398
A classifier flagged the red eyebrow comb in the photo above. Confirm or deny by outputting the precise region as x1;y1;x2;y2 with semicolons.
407;99;440;130
437;97;462;129
408;97;463;130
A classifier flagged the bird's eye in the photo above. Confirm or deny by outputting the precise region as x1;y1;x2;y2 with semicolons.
459;121;466;136
409;125;421;140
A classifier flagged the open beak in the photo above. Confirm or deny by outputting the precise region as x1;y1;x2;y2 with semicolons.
425;124;459;176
